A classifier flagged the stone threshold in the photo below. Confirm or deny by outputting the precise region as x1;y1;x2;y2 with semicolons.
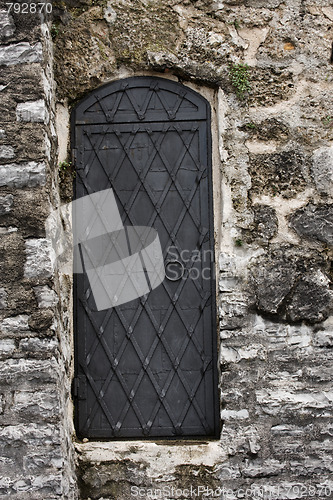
75;439;225;469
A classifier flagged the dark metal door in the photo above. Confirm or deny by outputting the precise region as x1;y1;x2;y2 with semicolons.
72;77;219;438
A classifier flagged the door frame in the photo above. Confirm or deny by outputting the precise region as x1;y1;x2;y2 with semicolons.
69;74;221;440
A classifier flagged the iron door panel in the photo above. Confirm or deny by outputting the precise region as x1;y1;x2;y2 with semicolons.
73;78;218;438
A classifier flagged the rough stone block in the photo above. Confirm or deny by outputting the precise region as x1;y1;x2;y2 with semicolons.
28;310;55;331
313;329;333;347
33;286;58;308
290;203;333;246
0;423;60;446
0;474;62;497
0;161;46;188
16;100;49;124
249;150;307;198
0;194;13;215
12;389;60;421
0;10;15;39
244;204;278;243
220;409;249;420
0;359;58;387
0;42;42;66
3;188;49;238
24;239;55;278
0;145;15;159
0;314;29;334
241;459;286;478
286;271;332;323
0;288;7;309
4;123;46;161
250;252;298;314
256;389;333;416
311;146;333;196
23;449;63;473
0;338;15;355
19;337;58;357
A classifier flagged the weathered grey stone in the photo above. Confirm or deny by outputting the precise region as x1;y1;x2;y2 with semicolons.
241;118;290;143
0;145;15;159
19;337;58;356
0;226;17;234
33;286;58;308
286;271;333;323
241;459;286;478
0;161;46;188
0;232;25;283
0;194;14;215
290;204;333;246
311;146;333;197
313;329;333;347
0;423;60;445
2;189;49;238
0;338;15;355
0;474;62;496
256;388;333;416
250;251;298;314
24;239;55;278
0;288;7;309
0;42;43;66
245;205;278;243
16;100;49;124
249;150;307;199
0;314;29;334
220;409;249;420
0;359;58;386
0;10;15;39
12;390;60;421
28;310;54;331
0;129;5;139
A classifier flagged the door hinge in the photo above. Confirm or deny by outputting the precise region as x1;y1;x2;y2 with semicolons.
72;375;87;400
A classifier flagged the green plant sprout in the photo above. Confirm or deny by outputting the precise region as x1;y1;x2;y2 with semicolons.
322;116;332;125
229;63;251;99
245;122;256;129
58;161;75;181
51;24;60;40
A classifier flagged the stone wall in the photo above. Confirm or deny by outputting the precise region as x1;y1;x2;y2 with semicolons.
1;0;333;498
0;2;77;498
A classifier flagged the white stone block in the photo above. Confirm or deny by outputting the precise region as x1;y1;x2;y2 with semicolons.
0;338;15;355
0;145;15;159
33;286;58;308
16;100;49;124
0;161;46;188
0;42;42;66
24;239;55;278
0;315;29;333
220;409;249;420
312;146;333;197
0;10;15;38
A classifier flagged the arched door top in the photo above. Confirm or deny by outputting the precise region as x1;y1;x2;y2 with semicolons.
73;76;209;125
